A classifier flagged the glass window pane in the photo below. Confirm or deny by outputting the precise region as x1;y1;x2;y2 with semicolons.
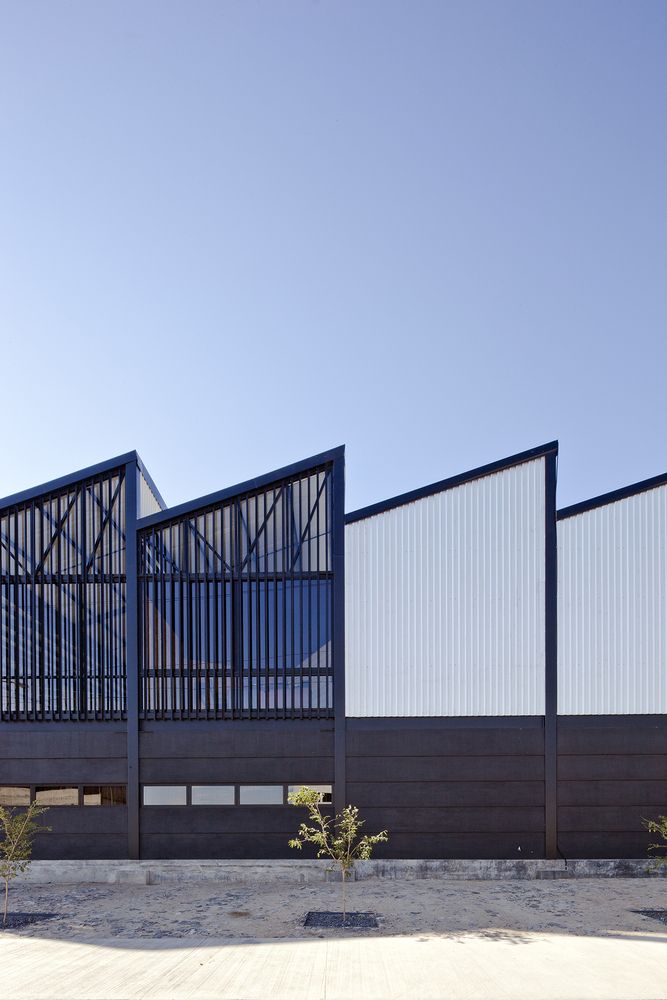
143;785;187;806
35;786;79;806
83;785;127;806
191;785;235;806
0;786;30;806
239;785;284;805
288;784;333;804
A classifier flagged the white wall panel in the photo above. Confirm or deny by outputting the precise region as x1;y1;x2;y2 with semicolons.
345;458;546;716
558;486;667;714
137;467;163;519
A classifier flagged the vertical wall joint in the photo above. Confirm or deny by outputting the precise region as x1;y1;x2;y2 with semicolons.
544;449;558;859
125;462;140;859
332;450;346;817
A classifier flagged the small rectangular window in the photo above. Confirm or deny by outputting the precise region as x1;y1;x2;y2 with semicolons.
143;785;187;806
288;784;333;804
191;785;235;806
35;786;79;806
239;785;284;805
0;787;30;807
83;786;127;806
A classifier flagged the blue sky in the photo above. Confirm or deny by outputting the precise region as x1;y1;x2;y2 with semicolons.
1;1;665;512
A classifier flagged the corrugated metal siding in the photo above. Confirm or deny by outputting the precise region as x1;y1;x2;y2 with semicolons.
558;486;667;714
137;467;163;519
345;458;546;716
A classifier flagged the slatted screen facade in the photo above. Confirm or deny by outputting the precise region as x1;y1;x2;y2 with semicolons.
138;463;334;720
0;468;127;720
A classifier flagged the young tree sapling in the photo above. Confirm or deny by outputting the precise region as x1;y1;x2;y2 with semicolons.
0;802;50;926
644;815;667;873
288;785;388;922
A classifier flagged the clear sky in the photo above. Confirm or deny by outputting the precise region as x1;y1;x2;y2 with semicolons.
1;1;665;512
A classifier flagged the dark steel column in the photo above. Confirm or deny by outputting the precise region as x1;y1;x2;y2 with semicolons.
332;450;346;817
544;448;559;859
125;462;140;859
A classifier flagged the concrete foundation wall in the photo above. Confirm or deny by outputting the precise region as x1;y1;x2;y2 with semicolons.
16;857;666;885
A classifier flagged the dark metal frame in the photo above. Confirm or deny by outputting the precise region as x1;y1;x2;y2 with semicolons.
331;450;346;818
137;448;342;532
346;716;544;730
125;462;140;857
346;439;561;860
1;463;129;722
557;470;667;520
139;782;333;808
0;784;127;807
345;441;559;524
136;448;344;724
544;449;558;859
8;439;664;862
0;451;166;515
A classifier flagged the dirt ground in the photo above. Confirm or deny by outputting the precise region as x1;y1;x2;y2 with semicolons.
5;877;667;941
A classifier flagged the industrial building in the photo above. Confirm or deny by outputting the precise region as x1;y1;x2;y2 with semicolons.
1;441;665;860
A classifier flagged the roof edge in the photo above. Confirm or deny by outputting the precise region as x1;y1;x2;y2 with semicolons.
345;440;558;525
557;470;667;520
0;451;141;512
135;453;168;511
137;445;345;530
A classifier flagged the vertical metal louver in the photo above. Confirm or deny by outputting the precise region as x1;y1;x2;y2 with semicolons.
138;464;335;720
0;469;127;720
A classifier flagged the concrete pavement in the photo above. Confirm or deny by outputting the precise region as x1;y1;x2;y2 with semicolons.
3;928;667;1000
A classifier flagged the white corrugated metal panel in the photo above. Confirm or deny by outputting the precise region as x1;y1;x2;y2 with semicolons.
345;458;546;716
558;485;667;714
137;467;163;519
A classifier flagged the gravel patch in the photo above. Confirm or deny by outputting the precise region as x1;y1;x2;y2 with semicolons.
304;910;379;928
0;913;57;931
4;878;667;941
635;909;667;926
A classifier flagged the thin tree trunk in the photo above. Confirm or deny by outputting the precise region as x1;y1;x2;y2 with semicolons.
342;869;346;923
3;878;8;926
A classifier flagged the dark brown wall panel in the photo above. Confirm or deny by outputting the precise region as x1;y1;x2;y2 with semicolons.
140;755;334;784
558;717;667;749
42;809;127;835
0;726;128;758
347;780;545;808
3;759;128;784
559;754;667;781
139;722;335;784
0;725;128;785
7;713;667;861
141;806;310;836
33;834;128;860
348;754;544;783
31;810;128;860
140;833;312;859
370;833;545;860
137;722;335;858
559;780;667;807
559;806;658;833
558;833;655;858
0;725;129;859
557;716;667;858
345;721;545;859
140;723;334;760
355;806;545;833
347;725;544;757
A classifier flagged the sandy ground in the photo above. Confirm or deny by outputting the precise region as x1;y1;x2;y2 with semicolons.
4;880;667;999
4;876;667;941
